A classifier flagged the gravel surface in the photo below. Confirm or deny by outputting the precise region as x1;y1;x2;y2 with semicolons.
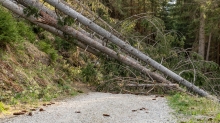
0;92;177;123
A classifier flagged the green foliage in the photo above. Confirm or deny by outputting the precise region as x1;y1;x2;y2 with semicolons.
17;21;36;41
120;20;136;35
37;41;60;62
215;113;220;121
58;16;75;26
141;28;219;92
164;0;201;48
54;36;76;51
0;6;19;44
140;17;165;33
100;58;133;78
23;6;39;17
0;102;6;112
81;63;98;83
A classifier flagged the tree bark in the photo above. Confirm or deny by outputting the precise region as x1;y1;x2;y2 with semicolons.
198;8;205;58
125;83;179;88
42;0;216;99
206;33;212;61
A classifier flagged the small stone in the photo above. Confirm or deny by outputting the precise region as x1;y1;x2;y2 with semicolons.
13;112;24;115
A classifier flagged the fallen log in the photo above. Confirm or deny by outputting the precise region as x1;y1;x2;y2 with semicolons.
2;0;218;101
14;0;174;84
125;83;179;88
43;0;218;100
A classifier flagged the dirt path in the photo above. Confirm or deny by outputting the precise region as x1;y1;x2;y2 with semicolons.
0;92;177;123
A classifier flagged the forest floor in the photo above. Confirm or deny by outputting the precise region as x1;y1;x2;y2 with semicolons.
0;91;177;123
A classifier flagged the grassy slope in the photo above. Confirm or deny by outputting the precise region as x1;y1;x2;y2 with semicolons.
0;6;82;117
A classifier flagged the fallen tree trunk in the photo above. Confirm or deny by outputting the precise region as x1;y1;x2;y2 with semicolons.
43;0;216;99
3;0;218;101
38;12;172;84
125;84;179;88
14;0;175;84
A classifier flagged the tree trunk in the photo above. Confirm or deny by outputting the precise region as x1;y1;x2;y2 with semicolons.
125;83;179;88
198;9;205;58
42;0;217;99
206;33;212;61
2;0;174;85
218;43;220;64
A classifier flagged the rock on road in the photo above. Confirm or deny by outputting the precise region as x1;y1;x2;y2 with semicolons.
0;92;177;123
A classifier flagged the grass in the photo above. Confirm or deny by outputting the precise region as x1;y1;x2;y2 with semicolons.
0;102;9;113
168;93;220;123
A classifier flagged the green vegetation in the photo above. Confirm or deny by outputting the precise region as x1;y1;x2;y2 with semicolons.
81;63;98;84
0;7;19;44
168;93;220;122
0;102;6;113
37;41;60;62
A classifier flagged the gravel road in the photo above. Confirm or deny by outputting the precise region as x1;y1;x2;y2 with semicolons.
0;92;177;123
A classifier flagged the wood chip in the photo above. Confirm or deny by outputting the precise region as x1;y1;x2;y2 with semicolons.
30;109;36;111
75;111;81;113
13;112;25;115
39;108;45;111
140;107;146;110
103;114;110;117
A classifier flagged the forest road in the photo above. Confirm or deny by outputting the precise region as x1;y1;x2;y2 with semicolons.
0;92;177;123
